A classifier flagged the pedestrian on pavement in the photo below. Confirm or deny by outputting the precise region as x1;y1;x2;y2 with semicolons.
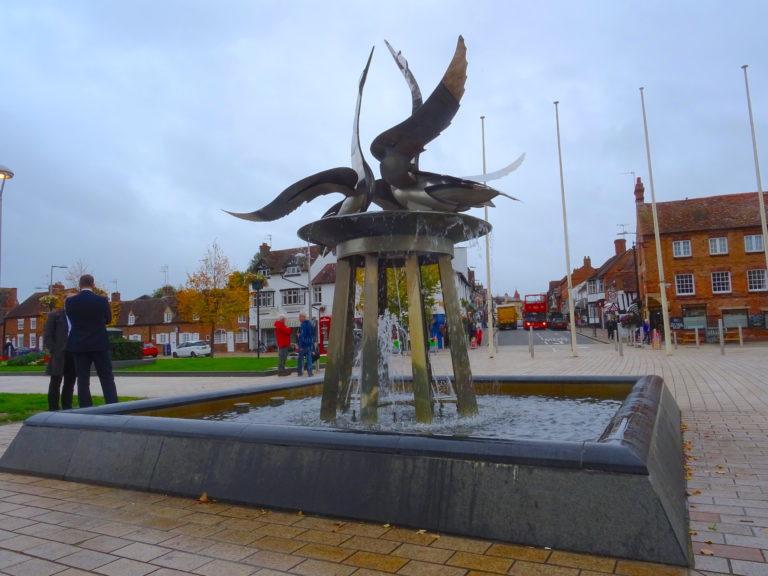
274;315;292;375
65;274;119;407
642;319;650;344
296;312;314;377
3;337;14;358
44;290;77;410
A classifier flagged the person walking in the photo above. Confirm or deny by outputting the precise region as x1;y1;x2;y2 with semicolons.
3;337;14;358
44;291;77;410
296;312;314;377
274;315;292;375
65;274;118;407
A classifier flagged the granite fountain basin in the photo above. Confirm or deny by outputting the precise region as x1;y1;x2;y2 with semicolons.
0;374;691;566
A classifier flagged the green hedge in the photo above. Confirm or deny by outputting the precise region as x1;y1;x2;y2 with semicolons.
110;338;143;360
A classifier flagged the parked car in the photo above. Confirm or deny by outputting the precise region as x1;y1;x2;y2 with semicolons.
549;314;568;330
12;346;40;357
142;343;159;358
172;340;211;358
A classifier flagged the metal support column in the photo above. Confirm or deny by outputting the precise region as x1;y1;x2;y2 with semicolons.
321;257;357;420
406;254;432;423
438;254;478;416
360;254;381;423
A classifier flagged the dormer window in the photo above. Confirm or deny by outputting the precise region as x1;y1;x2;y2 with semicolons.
163;309;173;323
284;255;302;276
256;262;271;279
128;312;136;326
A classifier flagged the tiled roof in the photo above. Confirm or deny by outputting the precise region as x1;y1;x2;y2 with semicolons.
116;296;178;326
5;292;47;319
312;263;337;285
252;245;324;274
637;191;768;234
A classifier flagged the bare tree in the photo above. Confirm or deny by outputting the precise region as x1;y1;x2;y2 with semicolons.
65;259;92;289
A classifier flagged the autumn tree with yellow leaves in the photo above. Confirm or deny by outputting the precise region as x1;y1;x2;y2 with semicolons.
176;242;250;357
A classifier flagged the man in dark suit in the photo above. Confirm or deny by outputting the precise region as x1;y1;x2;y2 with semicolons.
44;290;77;410
65;274;118;407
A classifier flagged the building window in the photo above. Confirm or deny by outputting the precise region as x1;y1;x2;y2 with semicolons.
128;312;136;326
164;311;172;323
672;240;692;258
179;333;198;343
17;319;23;330
313;286;322;304
30;334;37;348
30;318;37;330
238;314;247;323
747;269;767;291
675;274;695;295
236;328;248;343
282;289;306;306
711;271;732;294
723;309;748;328
709;237;728;255
214;329;226;344
252;291;274;308
745;234;764;253
129;334;141;341
157;333;169;344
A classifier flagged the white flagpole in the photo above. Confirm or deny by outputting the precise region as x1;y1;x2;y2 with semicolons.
639;87;672;355
481;116;496;358
741;65;768;280
554;102;578;356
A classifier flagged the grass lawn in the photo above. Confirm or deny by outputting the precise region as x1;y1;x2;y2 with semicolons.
0;356;309;373
119;357;288;372
0;394;142;423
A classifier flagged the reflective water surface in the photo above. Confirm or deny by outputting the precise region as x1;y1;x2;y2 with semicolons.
202;394;622;442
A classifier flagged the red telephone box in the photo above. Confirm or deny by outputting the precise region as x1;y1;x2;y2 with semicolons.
318;315;331;355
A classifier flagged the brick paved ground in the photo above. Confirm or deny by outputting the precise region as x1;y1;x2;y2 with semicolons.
0;335;766;575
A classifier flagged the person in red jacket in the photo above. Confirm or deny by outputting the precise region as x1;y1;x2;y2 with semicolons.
274;316;293;375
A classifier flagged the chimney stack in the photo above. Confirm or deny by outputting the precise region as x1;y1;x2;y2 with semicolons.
615;238;627;255
634;177;645;203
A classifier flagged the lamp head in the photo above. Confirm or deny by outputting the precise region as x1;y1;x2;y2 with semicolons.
0;165;14;180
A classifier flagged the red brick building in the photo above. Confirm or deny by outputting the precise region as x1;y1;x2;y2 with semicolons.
634;177;768;340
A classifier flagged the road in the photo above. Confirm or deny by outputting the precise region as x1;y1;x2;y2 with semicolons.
495;326;597;347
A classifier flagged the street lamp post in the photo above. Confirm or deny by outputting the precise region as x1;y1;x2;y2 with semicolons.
554;102;579;356
50;265;68;296
741;65;768;282
0;165;15;287
639;87;672;355
480;116;496;358
252;277;264;359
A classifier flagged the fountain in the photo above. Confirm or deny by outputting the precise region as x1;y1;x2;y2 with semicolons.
0;37;691;566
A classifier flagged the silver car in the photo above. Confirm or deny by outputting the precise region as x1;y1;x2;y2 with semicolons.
172;340;211;358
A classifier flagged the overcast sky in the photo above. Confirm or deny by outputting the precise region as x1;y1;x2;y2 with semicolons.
2;1;766;303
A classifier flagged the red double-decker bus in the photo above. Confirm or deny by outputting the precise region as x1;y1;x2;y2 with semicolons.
523;294;548;330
